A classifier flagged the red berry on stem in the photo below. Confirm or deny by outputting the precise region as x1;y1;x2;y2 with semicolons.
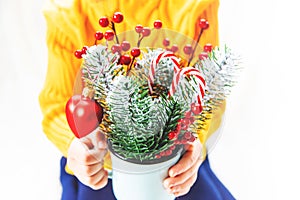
163;38;170;47
199;19;209;29
99;16;109;27
168;131;176;140
199;52;208;60
153;20;162;29
184;131;192;140
191;103;203;115
131;47;141;57
165;149;172;156
121;41;131;51
188;135;196;142
120;55;132;65
171;44;179;53
74;50;83;59
104;30;115;41
204;43;213;52
135;25;143;33
183;44;193;55
111;44;121;54
141;27;151;37
155;154;161;159
94;31;104;40
181;139;188;144
184;110;192;118
81;46;88;54
189;116;195;124
112;12;124;23
181;118;191;127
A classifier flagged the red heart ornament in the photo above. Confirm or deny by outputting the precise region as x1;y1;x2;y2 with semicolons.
65;95;103;138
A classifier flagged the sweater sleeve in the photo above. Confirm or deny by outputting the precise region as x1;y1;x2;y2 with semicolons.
39;1;83;157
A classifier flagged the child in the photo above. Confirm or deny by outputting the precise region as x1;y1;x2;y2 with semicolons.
39;0;234;199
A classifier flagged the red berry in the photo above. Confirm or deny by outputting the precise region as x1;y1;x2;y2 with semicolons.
111;44;121;54
174;140;180;145
188;135;196;142
74;50;83;59
135;25;143;33
112;12;124;23
165;149;172;156
204;43;213;52
168;131;176;140
155;154;161;159
181;118;191;127
184;131;192;140
81;46;88;54
94;31;104;40
104;30;114;41
153;20;162;29
183;44;193;55
174;124;181;134
181;124;189;131
131;47;141;57
141;27;151;37
170;145;176;150
99;17;109;27
199;52;208;60
163;38;170;47
189;116;195;124
181;139;188;144
120;55;132;65
191;103;203;115
171;44;178;53
199;19;209;29
184;110;192;118
121;41;131;51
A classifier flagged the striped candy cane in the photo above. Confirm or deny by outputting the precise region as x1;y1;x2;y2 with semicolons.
168;67;206;105
148;51;180;93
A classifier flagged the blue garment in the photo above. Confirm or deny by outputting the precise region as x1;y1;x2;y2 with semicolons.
60;157;235;200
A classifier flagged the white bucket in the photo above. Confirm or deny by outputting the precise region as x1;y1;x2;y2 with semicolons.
109;151;181;200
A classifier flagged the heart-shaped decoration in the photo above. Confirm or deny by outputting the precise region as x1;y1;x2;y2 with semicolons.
65;95;103;138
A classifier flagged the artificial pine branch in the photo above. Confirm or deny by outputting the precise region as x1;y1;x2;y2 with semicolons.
103;75;183;161
193;46;242;130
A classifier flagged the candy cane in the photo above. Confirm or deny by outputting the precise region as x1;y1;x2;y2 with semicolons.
148;51;180;93
168;67;206;105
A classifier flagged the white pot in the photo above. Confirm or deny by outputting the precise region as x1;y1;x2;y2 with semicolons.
109;151;181;200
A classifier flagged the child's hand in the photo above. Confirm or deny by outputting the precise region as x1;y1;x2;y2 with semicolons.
67;129;108;190
163;139;203;197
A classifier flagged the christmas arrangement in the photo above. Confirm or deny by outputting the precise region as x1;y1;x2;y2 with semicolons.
65;12;241;164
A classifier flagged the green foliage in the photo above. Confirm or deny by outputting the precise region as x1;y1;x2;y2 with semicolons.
103;76;183;161
193;46;242;130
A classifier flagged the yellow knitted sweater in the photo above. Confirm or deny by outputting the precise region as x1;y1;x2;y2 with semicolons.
39;0;224;173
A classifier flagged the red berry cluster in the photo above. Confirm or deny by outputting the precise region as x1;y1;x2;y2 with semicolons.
188;18;211;64
160;18;213;65
125;20;162;72
74;46;88;59
74;12;124;59
163;38;179;53
199;43;213;60
156;102;203;159
75;11;165;74
98;12;124;42
136;19;162;47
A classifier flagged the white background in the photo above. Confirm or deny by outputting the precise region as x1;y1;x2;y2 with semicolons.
0;0;299;199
